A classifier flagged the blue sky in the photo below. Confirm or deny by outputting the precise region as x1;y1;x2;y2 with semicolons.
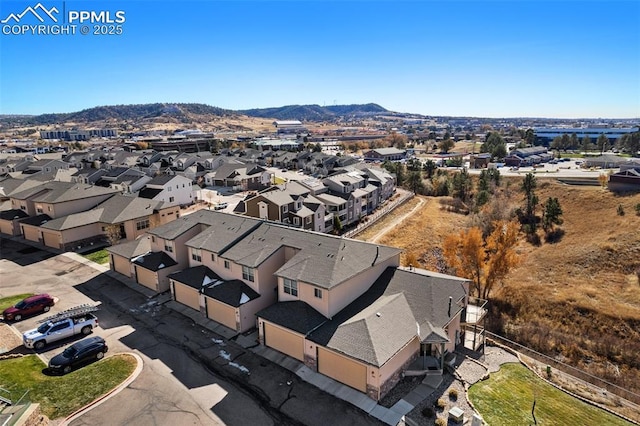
1;0;639;118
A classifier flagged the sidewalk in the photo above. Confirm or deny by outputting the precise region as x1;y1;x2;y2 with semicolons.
68;253;445;426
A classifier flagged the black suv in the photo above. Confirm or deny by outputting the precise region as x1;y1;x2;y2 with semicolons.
48;336;108;374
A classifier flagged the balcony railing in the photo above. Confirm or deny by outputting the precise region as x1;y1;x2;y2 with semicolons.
463;324;485;352
464;296;488;324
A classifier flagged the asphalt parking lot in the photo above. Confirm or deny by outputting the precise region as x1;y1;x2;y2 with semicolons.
0;237;381;426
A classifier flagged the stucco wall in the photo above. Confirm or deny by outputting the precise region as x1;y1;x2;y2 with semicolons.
326;255;399;318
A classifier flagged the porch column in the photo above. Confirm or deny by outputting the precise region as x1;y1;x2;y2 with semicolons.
440;343;445;371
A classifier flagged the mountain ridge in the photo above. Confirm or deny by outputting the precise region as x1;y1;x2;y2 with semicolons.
0;102;390;127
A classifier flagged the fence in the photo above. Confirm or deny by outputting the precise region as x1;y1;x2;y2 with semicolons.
343;190;414;239
486;331;640;406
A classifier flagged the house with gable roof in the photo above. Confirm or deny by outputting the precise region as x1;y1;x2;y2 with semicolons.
19;194;177;251
107;210;484;401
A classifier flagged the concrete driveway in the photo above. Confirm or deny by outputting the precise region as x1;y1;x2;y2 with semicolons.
0;239;274;426
0;238;380;426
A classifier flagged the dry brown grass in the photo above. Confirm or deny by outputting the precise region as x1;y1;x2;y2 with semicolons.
356;179;640;397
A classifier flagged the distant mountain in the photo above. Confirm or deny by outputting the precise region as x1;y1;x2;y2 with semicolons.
2;103;235;127
239;103;388;121
0;102;390;129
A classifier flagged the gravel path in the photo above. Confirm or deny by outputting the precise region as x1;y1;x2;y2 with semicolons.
400;346;521;425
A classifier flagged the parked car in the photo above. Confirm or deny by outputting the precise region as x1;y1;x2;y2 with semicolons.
214;202;228;210
2;294;55;322
48;336;108;374
23;306;99;350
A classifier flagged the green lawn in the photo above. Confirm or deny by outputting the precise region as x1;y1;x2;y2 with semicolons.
0;354;136;419
468;363;633;426
81;249;110;264
0;293;34;312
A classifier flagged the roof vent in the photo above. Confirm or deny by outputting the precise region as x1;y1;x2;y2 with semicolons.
376;312;381;317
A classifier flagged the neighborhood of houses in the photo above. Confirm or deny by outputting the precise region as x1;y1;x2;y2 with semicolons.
2;127;639;404
0;144;488;403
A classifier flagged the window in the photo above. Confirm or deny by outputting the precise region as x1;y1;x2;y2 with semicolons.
36;207;43;214
242;266;255;282
282;205;288;213
164;243;173;253
167;186;172;192
211;253;215;262
151;236;155;243
136;219;150;230
224;260;230;269
314;288;322;299
283;278;298;296
306;216;312;224
191;248;202;262
294;217;300;226
169;196;175;203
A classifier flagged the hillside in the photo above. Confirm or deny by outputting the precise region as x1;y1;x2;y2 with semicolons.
358;180;640;399
0;103;236;127
239;103;388;121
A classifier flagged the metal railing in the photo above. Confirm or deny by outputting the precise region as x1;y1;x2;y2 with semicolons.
343;190;414;238
486;331;640;406
0;389;31;426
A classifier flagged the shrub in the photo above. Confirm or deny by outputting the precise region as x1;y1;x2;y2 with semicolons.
448;388;458;400
422;407;435;418
436;398;447;409
617;204;625;216
635;203;640;216
435;418;447;426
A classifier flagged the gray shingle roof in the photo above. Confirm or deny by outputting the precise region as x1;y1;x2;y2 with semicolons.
169;265;260;307
107;236;151;258
10;181;118;203
184;214;262;253
222;222;401;289
203;279;260;307
0;209;29;220
306;267;468;367
257;301;327;335
133;251;178;271
41;195;169;230
20;214;52;226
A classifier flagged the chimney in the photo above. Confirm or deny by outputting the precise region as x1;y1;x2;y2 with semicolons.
448;296;452;317
371;246;379;266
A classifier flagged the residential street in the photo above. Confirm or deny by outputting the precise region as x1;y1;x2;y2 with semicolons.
0;237;380;426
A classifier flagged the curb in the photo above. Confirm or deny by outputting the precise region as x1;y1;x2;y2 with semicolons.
60;352;143;425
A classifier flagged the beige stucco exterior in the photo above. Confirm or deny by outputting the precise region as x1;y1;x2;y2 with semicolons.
38;194;115;219
282;254;399;318
206;297;237;330
0;218;22;236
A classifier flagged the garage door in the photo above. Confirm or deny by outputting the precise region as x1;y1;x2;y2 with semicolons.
112;255;132;277
318;347;367;392
206;297;237;330
174;283;200;311
22;226;40;243
263;322;304;361
42;232;60;249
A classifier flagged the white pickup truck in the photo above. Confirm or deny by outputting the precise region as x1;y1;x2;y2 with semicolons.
23;306;99;350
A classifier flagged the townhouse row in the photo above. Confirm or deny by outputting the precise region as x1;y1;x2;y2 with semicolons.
107;210;485;401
